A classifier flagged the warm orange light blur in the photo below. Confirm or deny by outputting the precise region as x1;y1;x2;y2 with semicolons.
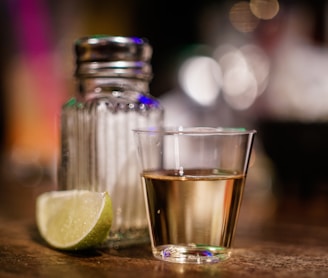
229;1;259;33
250;0;280;20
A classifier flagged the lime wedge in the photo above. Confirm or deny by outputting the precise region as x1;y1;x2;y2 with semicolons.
36;190;112;251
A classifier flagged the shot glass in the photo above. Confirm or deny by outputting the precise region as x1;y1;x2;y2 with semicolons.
134;127;256;264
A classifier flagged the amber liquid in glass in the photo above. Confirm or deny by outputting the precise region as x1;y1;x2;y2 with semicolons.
141;169;245;263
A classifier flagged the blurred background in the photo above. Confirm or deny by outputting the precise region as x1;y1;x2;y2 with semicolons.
0;0;327;227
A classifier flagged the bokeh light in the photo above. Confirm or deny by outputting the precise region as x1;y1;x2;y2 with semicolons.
229;1;259;33
214;44;270;110
240;44;270;96
220;53;258;110
178;56;222;106
250;0;280;20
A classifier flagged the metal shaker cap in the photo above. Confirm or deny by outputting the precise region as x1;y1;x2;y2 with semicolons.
74;35;153;80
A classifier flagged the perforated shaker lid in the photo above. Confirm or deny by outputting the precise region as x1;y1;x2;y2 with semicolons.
74;35;153;80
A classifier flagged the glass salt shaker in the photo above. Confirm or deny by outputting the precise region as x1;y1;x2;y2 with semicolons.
58;35;164;247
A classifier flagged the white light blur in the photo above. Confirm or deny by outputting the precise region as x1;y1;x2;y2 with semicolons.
223;66;254;97
223;72;258;110
215;44;269;110
240;44;270;96
178;56;222;106
218;46;248;74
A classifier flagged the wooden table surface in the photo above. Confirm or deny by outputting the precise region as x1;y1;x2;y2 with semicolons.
0;176;328;278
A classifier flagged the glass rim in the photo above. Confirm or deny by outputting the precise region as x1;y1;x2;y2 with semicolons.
133;126;257;136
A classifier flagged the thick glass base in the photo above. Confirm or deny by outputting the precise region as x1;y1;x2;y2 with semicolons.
104;228;149;248
153;244;231;264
